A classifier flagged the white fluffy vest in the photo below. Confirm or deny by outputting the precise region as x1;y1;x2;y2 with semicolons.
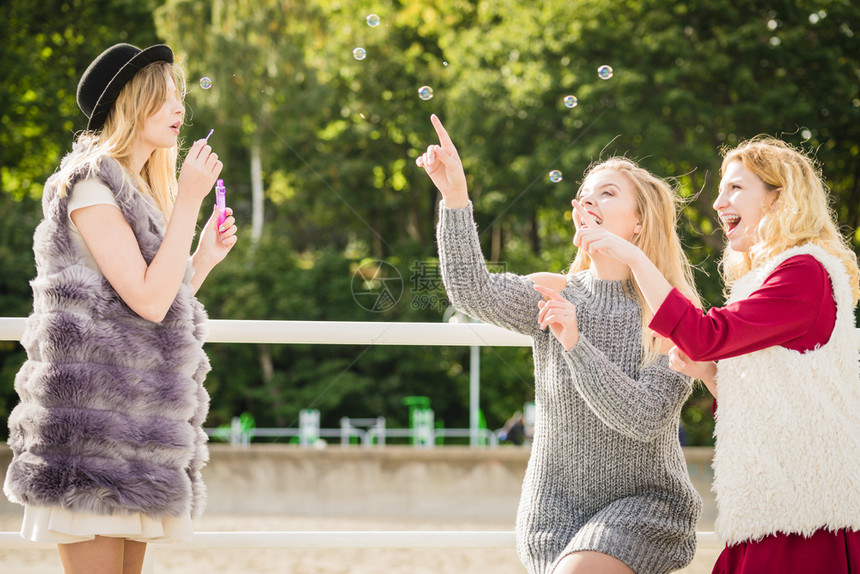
713;244;860;544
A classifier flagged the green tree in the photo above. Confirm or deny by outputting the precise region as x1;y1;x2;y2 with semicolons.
0;0;164;438
3;0;858;444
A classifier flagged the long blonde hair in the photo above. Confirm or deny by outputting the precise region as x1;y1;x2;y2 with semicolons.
569;158;702;364
56;61;186;218
720;137;860;305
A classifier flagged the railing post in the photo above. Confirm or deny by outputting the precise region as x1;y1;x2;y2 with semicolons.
340;417;351;446
376;416;386;447
299;409;320;448
230;416;241;446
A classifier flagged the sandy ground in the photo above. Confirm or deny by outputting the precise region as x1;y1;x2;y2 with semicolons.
0;514;722;574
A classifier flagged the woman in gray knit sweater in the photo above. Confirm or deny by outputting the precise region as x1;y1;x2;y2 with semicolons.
416;115;702;574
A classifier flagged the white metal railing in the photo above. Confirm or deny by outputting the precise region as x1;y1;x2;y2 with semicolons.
206;417;501;447
0;531;721;549
2;316;857;348
0;317;531;346
0;317;720;559
207;425;501;447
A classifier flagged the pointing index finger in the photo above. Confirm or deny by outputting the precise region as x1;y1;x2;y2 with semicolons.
430;114;456;151
533;284;565;301
571;199;598;229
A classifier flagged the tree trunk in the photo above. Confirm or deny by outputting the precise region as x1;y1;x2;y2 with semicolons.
250;136;264;244
490;223;501;263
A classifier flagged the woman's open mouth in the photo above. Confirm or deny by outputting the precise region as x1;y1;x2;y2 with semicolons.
587;211;603;225
721;214;740;234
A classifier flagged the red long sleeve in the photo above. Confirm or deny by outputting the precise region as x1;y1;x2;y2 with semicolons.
650;255;836;361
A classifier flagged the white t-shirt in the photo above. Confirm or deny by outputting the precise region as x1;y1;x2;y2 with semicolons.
67;178;120;273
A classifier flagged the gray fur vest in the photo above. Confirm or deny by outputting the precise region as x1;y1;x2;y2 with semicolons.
4;140;211;519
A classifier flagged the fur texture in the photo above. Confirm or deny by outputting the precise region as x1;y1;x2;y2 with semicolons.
4;140;211;519
713;244;860;544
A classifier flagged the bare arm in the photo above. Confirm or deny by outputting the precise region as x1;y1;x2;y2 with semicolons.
72;139;222;321
189;206;238;293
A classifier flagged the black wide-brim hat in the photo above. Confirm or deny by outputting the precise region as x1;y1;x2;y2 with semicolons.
76;43;174;132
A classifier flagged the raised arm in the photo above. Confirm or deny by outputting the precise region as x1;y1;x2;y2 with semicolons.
436;200;544;335
419;115;543;335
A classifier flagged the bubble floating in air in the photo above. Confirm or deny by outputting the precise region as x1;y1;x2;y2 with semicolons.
367;14;380;27
199;77;213;90
353;47;367;60
597;65;613;80
418;86;434;101
564;95;578;108
549;170;563;183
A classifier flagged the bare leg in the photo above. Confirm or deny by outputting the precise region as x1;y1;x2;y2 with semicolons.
123;539;147;574
58;536;147;574
553;550;636;574
58;536;124;574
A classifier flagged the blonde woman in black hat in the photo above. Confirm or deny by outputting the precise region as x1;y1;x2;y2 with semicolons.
4;43;237;573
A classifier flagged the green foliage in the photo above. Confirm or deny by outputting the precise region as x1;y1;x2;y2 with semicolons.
2;0;859;445
0;0;164;199
0;0;165;441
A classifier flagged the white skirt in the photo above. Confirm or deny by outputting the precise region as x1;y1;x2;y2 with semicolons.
21;504;193;544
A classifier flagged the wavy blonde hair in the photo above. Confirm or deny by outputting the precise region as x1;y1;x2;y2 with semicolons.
57;60;186;219
720;137;860;305
569;158;702;364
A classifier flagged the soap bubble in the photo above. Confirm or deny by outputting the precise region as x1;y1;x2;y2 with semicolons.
367;14;380;27
418;86;434;100
199;77;213;90
549;170;563;183
597;65;613;80
564;95;578;108
353;47;367;60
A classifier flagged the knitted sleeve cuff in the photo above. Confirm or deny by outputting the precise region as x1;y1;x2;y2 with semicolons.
439;198;473;214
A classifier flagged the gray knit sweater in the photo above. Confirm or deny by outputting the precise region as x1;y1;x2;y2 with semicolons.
437;203;701;574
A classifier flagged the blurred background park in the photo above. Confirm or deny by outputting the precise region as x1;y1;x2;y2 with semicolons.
1;0;859;447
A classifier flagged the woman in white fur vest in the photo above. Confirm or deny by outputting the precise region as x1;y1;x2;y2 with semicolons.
570;136;860;572
5;43;238;574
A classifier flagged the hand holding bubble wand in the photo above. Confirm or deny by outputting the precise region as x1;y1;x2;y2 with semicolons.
215;178;227;228
203;129;228;229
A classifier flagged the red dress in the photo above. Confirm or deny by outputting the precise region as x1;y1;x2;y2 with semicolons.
650;254;860;574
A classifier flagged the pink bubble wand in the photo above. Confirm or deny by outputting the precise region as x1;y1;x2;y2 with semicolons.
215;179;227;228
